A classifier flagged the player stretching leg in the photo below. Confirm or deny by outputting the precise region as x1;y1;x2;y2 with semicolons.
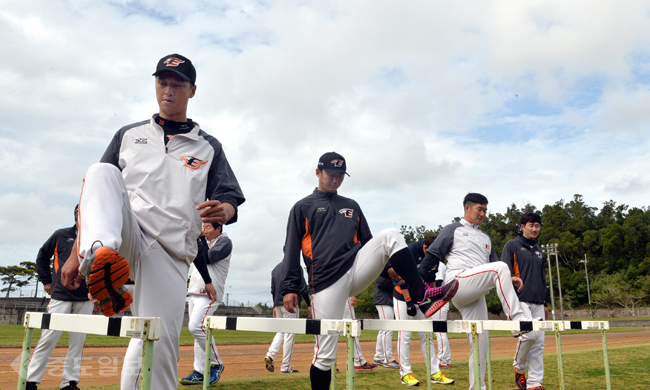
62;54;245;390
501;212;549;390
281;152;458;390
419;193;535;390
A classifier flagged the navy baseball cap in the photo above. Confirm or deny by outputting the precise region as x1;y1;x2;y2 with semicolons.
318;152;350;176
152;54;196;84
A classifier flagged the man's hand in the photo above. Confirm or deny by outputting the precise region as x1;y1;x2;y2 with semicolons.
283;293;298;313
511;276;523;292
205;283;218;304
272;308;277;318
61;239;83;290
349;296;357;306
387;268;405;284
44;283;52;295
307;306;313;318
197;200;235;225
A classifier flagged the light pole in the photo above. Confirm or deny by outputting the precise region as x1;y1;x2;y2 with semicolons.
579;254;591;305
548;243;564;319
541;243;556;320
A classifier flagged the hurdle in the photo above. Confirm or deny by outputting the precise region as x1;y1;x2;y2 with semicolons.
477;320;611;390
203;316;611;390
17;312;161;390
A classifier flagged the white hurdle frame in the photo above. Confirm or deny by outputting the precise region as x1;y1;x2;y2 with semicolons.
203;317;361;390
17;312;161;390
203;316;611;390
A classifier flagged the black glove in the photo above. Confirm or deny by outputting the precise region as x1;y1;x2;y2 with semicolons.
406;301;417;317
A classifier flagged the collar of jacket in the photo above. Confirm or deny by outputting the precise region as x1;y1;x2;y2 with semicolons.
312;188;338;199
460;218;480;230
150;116;201;141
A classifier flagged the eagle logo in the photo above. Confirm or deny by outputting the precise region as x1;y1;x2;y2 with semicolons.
339;208;354;218
164;57;185;67
180;155;208;170
331;159;344;167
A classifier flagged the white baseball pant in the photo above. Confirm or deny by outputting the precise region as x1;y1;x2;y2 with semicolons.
78;163;189;390
187;258;230;373
513;302;545;388
449;261;526;390
188;294;222;373
26;299;93;386
393;298;441;378
310;229;406;371
343;298;367;366
266;305;299;372
433;302;451;365
373;304;395;364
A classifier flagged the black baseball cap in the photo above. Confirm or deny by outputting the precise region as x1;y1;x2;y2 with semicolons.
318;152;350;176
152;54;196;84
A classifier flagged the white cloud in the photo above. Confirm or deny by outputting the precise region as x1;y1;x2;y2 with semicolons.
2;0;650;303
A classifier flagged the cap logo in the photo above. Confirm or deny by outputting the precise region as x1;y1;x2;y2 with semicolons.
164;57;185;67
331;159;344;167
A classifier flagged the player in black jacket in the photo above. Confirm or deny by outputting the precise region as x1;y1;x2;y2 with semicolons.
501;212;549;390
26;205;93;390
281;152;458;390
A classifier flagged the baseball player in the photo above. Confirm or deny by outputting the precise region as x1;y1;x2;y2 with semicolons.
344;296;378;371
25;205;93;390
61;53;245;390
265;261;311;374
433;261;452;368
281;152;458;390
180;222;233;385
419;193;533;390
372;275;399;369
393;236;454;386
501;212;549;390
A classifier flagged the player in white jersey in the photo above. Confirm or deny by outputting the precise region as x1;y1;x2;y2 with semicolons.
61;54;245;390
180;222;233;386
501;212;549;390
419;193;533;390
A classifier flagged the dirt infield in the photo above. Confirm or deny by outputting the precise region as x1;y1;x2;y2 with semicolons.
1;330;648;389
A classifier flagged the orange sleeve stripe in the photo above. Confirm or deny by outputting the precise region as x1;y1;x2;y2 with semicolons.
54;244;60;273
353;216;360;243
301;218;313;259
512;253;520;278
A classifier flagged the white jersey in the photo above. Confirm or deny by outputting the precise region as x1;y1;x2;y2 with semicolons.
188;233;232;297
427;218;498;279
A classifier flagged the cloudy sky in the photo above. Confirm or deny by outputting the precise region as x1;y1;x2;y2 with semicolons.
2;1;650;305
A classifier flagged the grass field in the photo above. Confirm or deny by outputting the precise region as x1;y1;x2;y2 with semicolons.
27;343;650;390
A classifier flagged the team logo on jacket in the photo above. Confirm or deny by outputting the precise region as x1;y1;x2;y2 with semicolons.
483;243;490;251
180;155;208;170
317;207;327;213
339;208;354;218
535;251;542;259
135;138;147;144
331;159;344;167
164;57;185;67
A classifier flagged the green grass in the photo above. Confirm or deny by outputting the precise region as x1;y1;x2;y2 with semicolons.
31;343;650;390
